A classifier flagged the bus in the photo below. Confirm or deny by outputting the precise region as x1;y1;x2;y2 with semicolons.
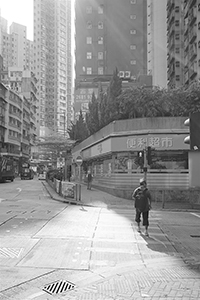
0;156;15;182
21;162;34;180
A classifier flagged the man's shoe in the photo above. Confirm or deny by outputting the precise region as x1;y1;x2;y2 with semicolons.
145;231;149;236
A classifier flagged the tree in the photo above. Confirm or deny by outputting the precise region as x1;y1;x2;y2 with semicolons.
99;91;110;128
85;93;100;135
107;68;122;121
67;110;89;142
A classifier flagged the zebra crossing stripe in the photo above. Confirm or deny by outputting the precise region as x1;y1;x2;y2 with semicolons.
0;247;23;258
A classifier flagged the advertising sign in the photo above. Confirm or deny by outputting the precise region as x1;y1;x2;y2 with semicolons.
61;182;76;198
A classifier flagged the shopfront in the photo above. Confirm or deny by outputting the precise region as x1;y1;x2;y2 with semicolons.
72;117;189;194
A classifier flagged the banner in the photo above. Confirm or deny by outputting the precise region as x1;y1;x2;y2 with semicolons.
61;182;76;198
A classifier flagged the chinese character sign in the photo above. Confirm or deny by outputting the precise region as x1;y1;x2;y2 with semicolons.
127;136;173;149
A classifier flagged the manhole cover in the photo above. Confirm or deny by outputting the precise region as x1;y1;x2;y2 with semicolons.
43;280;75;295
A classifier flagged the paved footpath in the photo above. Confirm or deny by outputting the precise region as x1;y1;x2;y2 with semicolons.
0;181;199;300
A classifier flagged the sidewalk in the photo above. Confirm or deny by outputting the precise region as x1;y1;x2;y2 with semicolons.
38;180;200;300
42;180;200;211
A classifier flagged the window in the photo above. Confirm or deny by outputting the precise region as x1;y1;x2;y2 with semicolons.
98;4;103;14
175;33;180;40
87;52;92;59
87;67;92;74
130;45;136;50
130;60;136;65
175;75;180;81
175;61;180;67
98;67;103;75
98;21;103;29
87;21;92;29
130;15;136;19
175;47;180;53
175;6;179;13
130;29;136;34
98;37;103;44
98;52;103;59
86;6;92;13
86;37;92;44
175;20;179;26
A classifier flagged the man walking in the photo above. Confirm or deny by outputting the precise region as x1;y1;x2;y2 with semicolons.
132;179;152;236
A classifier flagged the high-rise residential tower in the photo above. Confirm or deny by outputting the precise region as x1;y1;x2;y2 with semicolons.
33;0;72;137
167;0;185;88
75;0;147;83
183;0;200;86
147;0;168;88
74;0;148;117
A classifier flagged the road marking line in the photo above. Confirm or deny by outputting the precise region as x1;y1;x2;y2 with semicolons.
190;212;200;218
24;291;45;299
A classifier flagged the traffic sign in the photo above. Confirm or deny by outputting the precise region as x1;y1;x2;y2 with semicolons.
76;155;83;165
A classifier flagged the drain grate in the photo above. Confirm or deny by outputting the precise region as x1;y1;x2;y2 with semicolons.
43;280;75;295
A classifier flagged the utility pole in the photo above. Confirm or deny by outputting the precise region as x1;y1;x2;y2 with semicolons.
63;111;67;181
143;147;147;183
63;111;66;138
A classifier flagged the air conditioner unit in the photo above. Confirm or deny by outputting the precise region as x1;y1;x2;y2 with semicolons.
119;71;124;78
131;75;137;81
125;71;131;78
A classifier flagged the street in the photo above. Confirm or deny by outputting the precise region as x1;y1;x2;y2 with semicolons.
0;178;199;299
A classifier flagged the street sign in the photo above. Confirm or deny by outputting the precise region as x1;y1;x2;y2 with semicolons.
76;155;83;165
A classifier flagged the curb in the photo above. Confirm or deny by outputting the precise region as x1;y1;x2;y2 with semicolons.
41;181;95;207
43;181;200;212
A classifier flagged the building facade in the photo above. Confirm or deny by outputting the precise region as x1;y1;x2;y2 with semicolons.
75;0;147;83
0;82;37;174
167;0;200;88
147;0;168;88
0;21;33;71
74;0;148;117
33;0;72;137
167;0;185;88
72;117;190;198
184;0;200;85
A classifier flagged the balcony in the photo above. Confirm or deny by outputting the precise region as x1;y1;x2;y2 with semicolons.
189;7;197;26
189;28;197;44
189;43;197;61
0;116;6;127
7;135;21;146
190;63;197;80
189;0;196;9
22;135;30;146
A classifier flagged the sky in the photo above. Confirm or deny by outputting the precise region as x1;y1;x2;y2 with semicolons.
0;0;34;40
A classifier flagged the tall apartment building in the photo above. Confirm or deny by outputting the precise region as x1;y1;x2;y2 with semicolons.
184;0;200;85
33;0;72;138
75;0;147;83
0;20;33;71
167;0;185;88
147;0;168;88
74;0;148;117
